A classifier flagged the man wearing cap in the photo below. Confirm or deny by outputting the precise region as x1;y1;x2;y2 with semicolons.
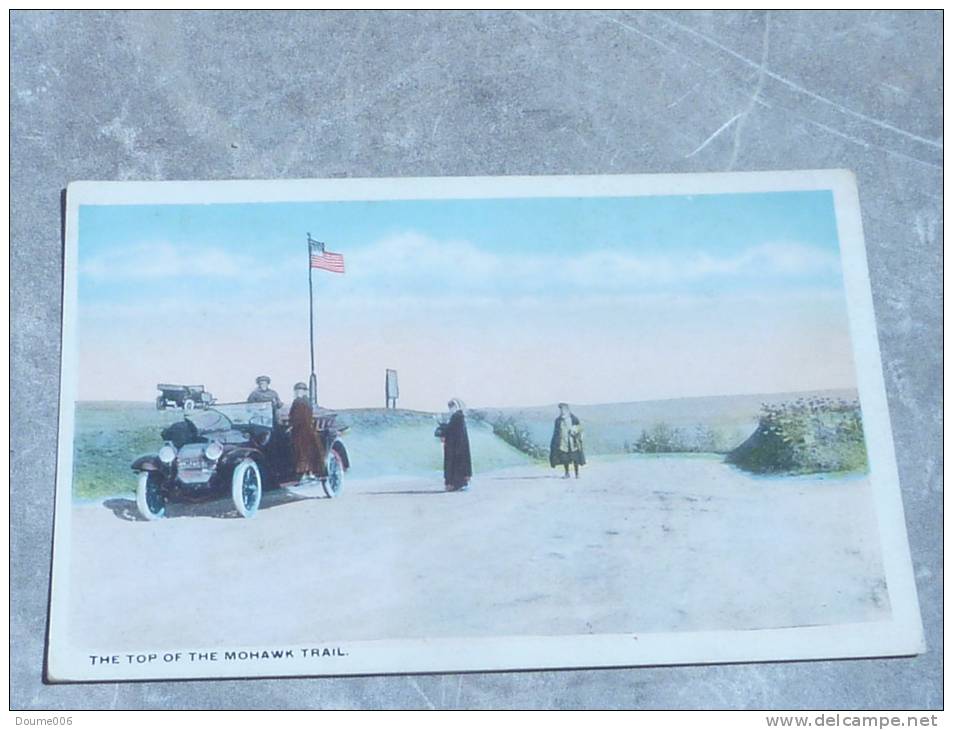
247;375;283;419
289;381;327;479
549;402;586;479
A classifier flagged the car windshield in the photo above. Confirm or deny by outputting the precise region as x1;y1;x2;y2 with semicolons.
185;402;273;434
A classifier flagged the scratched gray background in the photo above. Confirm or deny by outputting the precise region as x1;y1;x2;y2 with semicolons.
11;10;941;709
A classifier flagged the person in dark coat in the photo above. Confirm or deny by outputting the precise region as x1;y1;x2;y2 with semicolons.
441;398;472;492
549;402;586;478
247;375;283;422
289;382;327;479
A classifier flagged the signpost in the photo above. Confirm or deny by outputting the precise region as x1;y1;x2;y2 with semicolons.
385;369;399;409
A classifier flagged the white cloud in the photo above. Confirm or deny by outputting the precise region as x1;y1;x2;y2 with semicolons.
340;232;841;294
347;232;500;278
79;241;280;281
727;241;840;276
561;241;840;287
78;232;842;304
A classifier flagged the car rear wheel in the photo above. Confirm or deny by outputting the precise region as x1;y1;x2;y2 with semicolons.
323;447;345;498
183;398;195;410
232;459;262;518
136;471;167;520
156;396;165;411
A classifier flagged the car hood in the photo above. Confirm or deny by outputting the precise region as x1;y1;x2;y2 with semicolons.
198;428;251;444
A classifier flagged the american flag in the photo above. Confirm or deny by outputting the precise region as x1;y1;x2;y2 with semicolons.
309;238;345;274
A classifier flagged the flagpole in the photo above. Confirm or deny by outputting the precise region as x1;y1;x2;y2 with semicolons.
307;233;317;406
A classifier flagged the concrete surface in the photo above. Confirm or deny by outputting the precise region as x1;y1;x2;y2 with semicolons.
11;10;941;709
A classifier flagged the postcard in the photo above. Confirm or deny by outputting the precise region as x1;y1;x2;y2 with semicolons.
47;171;924;681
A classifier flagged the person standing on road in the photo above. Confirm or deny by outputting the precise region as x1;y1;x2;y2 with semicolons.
549;402;585;478
289;381;327;480
440;398;472;492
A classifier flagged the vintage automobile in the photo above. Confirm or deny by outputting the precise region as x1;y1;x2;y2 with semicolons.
132;401;350;520
156;383;216;411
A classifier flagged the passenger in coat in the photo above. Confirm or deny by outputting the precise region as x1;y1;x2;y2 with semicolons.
441;398;472;492
549;402;585;478
289;382;327;479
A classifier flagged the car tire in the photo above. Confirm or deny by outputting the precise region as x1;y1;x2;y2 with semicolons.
323;446;345;498
156;396;165;411
232;458;262;518
136;471;167;520
183;398;195;411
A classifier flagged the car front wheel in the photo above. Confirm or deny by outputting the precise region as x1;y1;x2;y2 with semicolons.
323;447;345;498
232;458;262;518
136;471;167;520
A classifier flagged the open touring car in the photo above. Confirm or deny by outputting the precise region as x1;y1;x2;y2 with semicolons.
156;384;215;411
131;402;349;520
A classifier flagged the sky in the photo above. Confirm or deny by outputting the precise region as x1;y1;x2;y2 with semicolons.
75;190;857;410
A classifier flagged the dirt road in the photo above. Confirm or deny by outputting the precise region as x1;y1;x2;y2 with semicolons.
66;455;887;651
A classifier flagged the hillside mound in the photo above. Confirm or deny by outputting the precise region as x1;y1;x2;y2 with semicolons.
726;397;868;475
324;408;535;481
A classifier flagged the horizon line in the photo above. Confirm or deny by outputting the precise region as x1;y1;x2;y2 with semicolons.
73;386;859;412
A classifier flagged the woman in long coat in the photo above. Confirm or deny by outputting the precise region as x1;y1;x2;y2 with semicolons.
289;382;327;478
442;398;472;491
549;402;585;478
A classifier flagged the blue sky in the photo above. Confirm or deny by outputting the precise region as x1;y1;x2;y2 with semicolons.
76;190;856;409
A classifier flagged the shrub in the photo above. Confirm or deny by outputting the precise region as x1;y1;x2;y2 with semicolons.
632;422;686;453
627;422;741;454
726;397;868;475
485;414;547;459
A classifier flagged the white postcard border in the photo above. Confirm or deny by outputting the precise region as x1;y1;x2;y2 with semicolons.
48;171;924;682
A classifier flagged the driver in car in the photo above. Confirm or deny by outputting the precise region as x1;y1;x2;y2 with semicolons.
247;375;283;418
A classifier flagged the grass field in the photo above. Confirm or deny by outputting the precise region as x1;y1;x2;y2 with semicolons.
71;402;185;500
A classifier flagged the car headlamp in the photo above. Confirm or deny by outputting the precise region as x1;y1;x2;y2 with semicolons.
158;444;176;464
204;441;224;461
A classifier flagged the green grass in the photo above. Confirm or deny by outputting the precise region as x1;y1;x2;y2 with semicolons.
72;402;183;500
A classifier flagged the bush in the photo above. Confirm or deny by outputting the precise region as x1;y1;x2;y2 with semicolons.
726;397;868;475
627;422;741;454
631;422;686;453
475;413;547;459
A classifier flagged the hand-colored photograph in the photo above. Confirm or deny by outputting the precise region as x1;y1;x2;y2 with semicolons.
48;173;922;681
